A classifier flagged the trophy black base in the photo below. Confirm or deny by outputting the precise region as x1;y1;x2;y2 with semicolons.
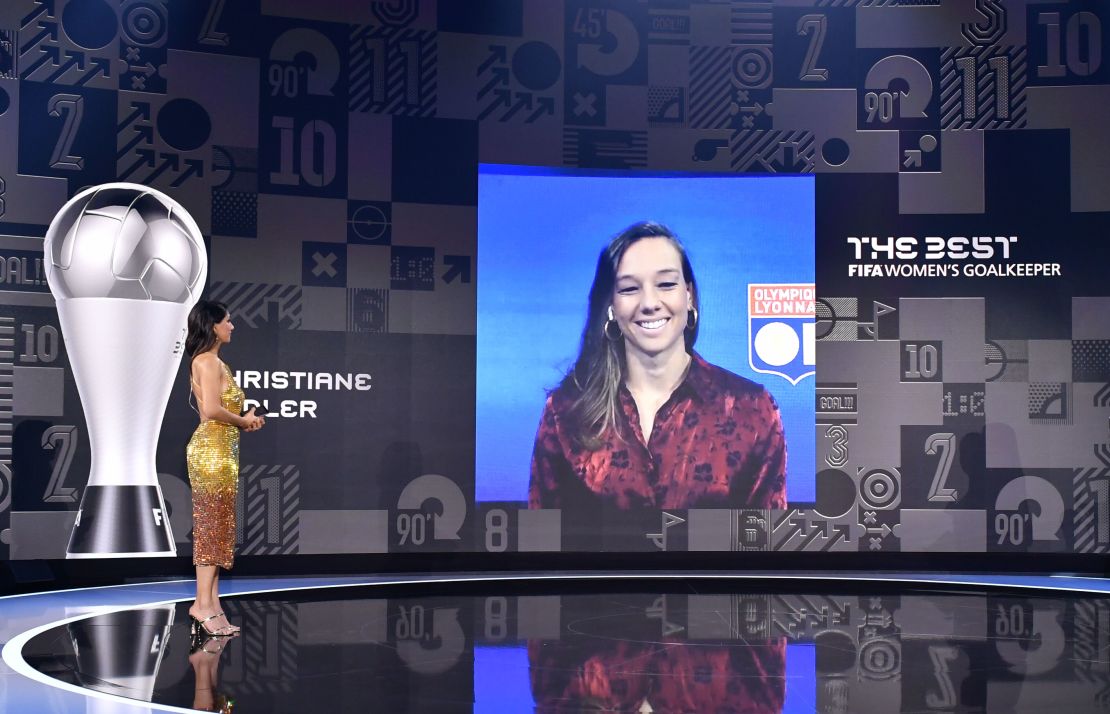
66;605;176;699
66;485;177;558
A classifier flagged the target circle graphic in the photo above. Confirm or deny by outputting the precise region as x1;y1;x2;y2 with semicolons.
859;639;899;679
860;468;899;509
372;0;419;26
732;46;772;89
123;1;167;46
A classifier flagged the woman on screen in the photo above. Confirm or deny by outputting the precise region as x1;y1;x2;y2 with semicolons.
185;300;265;639
528;222;786;511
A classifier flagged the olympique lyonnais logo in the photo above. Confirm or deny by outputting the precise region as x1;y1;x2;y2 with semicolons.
748;283;815;385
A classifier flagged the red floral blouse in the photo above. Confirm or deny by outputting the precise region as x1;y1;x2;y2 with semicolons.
529;353;787;510
528;637;786;713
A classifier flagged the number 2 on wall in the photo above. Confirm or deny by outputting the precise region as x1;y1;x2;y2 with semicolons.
925;433;958;502
797;14;828;82
48;94;84;171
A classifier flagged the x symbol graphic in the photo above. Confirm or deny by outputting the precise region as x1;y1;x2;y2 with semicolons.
311;251;338;277
573;92;597;117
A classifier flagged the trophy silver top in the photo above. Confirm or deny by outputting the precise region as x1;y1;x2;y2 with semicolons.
44;183;207;303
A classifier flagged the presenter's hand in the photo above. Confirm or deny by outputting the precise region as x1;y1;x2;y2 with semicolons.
241;407;265;432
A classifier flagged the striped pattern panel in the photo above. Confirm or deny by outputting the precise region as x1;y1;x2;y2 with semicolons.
731;1;772;44
689;47;732;129
772;508;857;552
229;600;298;693
816;0;913;7
730;130;815;173
349;26;437;117
1072;599;1097;670
563;128;648;169
1074;468;1110;553
237;464;300;556
940;45;1027;130
209;282;302;330
772;594;853;639
347;288;389;333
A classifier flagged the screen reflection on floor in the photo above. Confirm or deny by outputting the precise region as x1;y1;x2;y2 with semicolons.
22;586;1110;713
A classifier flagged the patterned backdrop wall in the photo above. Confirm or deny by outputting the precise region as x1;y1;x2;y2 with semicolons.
0;0;1108;560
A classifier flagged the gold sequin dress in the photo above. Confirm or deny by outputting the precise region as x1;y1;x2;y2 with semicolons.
187;362;244;569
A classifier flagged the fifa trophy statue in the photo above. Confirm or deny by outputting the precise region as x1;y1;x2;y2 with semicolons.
43;183;206;558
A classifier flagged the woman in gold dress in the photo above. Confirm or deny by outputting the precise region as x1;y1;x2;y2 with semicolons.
185;300;265;638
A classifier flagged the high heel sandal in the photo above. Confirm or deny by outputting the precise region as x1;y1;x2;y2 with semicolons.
190;613;237;638
213;612;240;633
189;633;229;655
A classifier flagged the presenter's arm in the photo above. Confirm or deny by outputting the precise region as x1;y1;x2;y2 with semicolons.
193;355;258;430
528;397;567;509
731;389;786;509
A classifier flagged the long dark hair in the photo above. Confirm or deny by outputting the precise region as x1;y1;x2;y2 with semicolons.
560;221;699;450
185;300;228;360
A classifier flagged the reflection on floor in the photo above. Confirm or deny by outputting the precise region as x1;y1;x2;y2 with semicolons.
10;576;1110;713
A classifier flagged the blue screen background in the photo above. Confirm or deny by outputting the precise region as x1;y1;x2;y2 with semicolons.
473;642;816;711
477;165;815;503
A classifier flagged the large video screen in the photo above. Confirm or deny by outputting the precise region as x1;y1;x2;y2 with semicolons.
476;166;815;550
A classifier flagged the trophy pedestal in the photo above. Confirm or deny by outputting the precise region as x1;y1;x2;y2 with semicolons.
67;604;175;700
66;485;176;558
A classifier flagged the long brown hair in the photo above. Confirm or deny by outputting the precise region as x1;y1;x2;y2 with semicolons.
559;222;699;450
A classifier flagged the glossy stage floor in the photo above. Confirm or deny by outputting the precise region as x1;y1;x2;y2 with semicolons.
3;573;1110;713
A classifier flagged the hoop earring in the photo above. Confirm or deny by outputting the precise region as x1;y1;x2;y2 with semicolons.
686;307;698;331
604;306;622;341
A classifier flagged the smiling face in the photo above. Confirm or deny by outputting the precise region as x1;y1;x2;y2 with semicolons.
610;237;693;360
212;313;233;345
